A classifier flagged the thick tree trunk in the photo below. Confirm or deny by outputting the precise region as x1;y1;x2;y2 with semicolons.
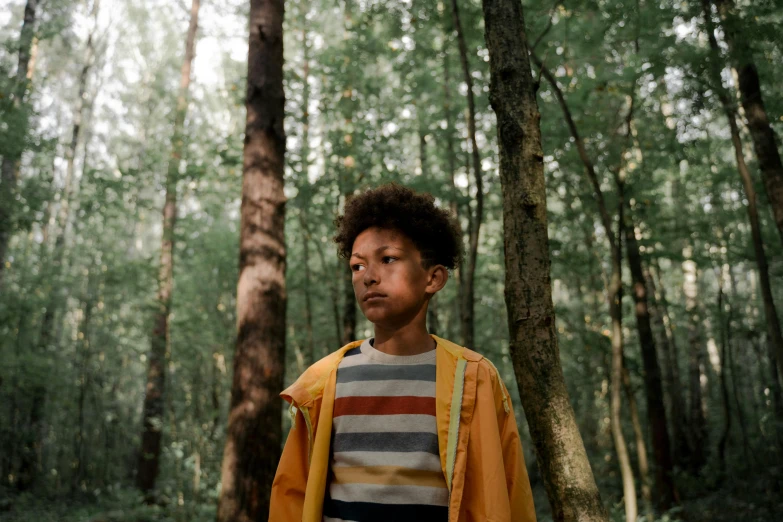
625;213;676;507
450;0;483;350
216;0;286;518
481;1;607;520
712;0;783;246
137;0;199;496
0;0;37;286
703;0;783;401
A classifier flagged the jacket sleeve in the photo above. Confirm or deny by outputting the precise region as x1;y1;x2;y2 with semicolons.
269;405;309;522
492;367;537;522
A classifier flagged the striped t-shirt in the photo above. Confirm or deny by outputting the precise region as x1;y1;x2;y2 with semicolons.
323;337;448;522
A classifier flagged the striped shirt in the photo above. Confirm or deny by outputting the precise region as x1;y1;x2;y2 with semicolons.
323;337;448;522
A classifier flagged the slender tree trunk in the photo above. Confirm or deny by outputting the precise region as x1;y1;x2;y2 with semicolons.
533;52;636;522
682;249;708;471
625;213;676;507
712;0;783;246
299;24;315;366
0;0;37;286
450;0;484;350
442;36;465;343
137;0;200;496
716;283;732;475
216;0;286;518
703;0;783;397
650;261;690;468
339;0;357;345
481;1;607;520
622;365;653;520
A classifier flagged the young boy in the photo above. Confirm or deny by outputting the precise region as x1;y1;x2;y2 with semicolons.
269;183;536;522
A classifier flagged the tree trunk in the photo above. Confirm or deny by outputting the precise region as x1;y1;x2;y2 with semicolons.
682;249;708;471
481;1;607;520
533;52;636;522
339;0;357;346
716;283;732;475
137;0;200;496
703;0;783;401
622;365;653;520
0;0;37;286
712;0;783;246
216;0;286;518
299;25;315;367
625;213;676;507
450;0;484;350
650;261;691;468
442;35;465;343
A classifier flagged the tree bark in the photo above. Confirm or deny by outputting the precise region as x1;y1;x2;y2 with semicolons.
712;0;783;246
0;0;37;286
481;1;607;520
137;0;200;496
216;0;286;518
625;213;676;507
449;0;484;350
703;0;783;398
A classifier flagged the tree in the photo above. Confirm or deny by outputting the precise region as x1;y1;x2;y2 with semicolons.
712;0;783;246
216;0;287;518
0;0;38;287
136;0;200;496
449;0;484;350
481;0;607;520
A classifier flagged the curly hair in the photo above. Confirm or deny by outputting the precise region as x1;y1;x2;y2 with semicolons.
333;183;463;271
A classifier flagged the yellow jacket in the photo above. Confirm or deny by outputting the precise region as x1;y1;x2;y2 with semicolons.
269;334;537;522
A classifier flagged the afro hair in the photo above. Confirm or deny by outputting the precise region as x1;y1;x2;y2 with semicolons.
333;183;463;271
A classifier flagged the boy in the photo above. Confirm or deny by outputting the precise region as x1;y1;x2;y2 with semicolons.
270;183;536;521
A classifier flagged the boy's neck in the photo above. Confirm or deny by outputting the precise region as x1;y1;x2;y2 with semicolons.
371;325;436;357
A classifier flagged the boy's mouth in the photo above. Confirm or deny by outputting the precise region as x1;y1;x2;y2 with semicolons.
363;292;387;301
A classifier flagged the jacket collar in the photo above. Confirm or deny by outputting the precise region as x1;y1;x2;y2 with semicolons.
280;334;482;408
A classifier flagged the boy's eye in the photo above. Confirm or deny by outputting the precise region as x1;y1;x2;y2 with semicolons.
351;264;364;271
382;256;396;263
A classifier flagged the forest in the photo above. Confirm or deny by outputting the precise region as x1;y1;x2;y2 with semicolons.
1;0;782;520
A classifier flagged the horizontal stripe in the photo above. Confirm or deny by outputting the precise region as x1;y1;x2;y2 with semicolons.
331;450;442;471
327;483;449;506
336;364;436;383
333;432;439;455
334;396;435;417
333;414;436;434
324;498;448;521
336;379;435;398
332;466;447;488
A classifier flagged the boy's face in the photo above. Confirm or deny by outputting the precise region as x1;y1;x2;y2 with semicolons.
350;227;447;328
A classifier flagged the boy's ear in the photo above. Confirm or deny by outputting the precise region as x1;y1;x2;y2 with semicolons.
426;265;449;295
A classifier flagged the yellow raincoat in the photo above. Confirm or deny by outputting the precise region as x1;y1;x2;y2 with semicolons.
269;334;537;522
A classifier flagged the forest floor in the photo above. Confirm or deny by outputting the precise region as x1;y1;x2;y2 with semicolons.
1;473;780;522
